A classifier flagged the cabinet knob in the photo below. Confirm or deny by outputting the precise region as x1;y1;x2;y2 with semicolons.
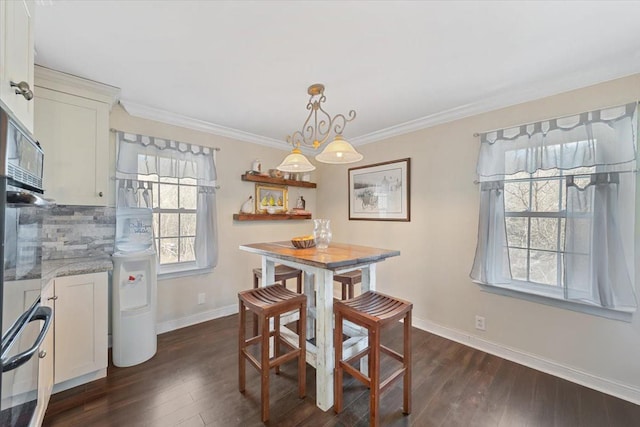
47;295;58;301
39;350;47;359
98;191;103;197
10;81;34;101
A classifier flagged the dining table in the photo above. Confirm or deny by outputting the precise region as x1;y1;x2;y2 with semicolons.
239;241;400;411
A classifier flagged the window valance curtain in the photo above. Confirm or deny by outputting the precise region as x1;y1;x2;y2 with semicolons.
116;131;218;269
116;131;217;187
476;103;637;182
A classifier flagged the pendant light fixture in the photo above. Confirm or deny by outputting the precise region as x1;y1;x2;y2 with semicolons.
277;84;363;172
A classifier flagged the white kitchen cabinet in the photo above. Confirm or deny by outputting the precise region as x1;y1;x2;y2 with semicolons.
0;0;35;132
52;272;108;385
34;67;119;206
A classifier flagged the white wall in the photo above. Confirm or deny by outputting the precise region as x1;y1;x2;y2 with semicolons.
110;105;317;332
316;73;640;403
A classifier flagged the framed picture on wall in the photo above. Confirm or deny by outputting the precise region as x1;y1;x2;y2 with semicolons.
255;184;288;213
348;158;410;221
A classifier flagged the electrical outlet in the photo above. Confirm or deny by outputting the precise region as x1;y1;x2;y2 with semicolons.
198;293;206;305
475;315;486;331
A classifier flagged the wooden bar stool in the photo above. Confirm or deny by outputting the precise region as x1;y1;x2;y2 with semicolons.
252;265;303;335
253;264;303;292
333;269;362;299
334;291;412;427
238;284;307;423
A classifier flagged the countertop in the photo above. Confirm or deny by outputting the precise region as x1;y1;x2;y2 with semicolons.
42;255;113;283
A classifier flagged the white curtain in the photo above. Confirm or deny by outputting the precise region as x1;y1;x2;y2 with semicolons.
472;102;637;311
565;173;636;309
470;181;512;285
116;132;219;268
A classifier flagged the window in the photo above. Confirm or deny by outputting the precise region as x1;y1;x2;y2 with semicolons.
503;167;593;295
116;132;219;277
471;103;637;315
146;175;198;267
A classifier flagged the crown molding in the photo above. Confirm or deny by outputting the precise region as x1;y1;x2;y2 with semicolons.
350;69;640;146
120;99;289;151
34;65;120;108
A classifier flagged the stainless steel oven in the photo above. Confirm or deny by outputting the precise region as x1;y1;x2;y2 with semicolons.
0;107;52;427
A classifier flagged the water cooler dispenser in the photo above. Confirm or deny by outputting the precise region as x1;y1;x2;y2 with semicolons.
112;207;158;367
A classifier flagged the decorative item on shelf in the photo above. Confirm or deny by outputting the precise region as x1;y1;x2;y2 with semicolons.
296;196;306;210
256;184;287;213
268;169;283;178
277;83;363;173
251;159;262;173
291;235;315;249
266;205;278;214
313;219;332;249
240;196;254;214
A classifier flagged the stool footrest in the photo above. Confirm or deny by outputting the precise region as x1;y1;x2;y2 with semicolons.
269;348;302;369
380;367;406;393
340;361;371;387
380;344;403;363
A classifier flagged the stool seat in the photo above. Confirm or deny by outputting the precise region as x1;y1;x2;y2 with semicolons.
334;269;361;300
238;284;306;422
334;291;412;427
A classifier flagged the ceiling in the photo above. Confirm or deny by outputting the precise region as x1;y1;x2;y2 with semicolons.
34;1;640;150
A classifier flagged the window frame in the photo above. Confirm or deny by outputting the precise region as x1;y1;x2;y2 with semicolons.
144;175;205;277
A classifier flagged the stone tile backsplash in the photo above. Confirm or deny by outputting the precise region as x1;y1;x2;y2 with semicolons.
42;205;116;260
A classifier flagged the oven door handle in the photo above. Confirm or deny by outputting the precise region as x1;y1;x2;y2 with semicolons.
1;306;53;373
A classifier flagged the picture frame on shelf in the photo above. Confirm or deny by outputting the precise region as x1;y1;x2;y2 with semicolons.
348;158;411;221
255;184;288;213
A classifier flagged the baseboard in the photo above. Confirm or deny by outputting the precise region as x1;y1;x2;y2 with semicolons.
52;369;107;394
156;304;238;334
412;316;640;405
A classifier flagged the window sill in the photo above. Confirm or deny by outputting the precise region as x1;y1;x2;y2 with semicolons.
477;282;635;322
158;262;212;280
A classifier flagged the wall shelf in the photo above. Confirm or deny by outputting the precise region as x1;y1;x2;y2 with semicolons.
233;213;312;221
241;174;317;188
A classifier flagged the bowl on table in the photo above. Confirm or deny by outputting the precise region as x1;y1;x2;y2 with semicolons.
291;235;315;249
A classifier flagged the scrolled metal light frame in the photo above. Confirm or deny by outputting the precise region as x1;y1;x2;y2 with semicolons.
286;84;356;150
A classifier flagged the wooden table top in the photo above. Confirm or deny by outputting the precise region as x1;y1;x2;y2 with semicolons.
239;241;400;270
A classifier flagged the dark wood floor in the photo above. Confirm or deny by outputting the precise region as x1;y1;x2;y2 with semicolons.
44;314;640;426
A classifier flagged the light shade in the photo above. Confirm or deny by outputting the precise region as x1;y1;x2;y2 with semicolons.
276;148;316;172
315;136;363;164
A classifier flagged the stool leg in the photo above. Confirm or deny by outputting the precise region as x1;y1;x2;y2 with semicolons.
238;300;246;393
370;327;381;427
274;315;281;374
333;309;344;414
298;301;307;399
261;314;270;422
296;272;303;334
253;274;259;336
403;310;412;415
341;283;347;300
349;283;354;299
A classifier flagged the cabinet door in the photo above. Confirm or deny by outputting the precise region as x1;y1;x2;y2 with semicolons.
34;87;109;206
0;0;35;132
33;281;55;427
54;272;108;384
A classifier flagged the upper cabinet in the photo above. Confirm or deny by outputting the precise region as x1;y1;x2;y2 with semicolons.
0;0;35;132
34;67;119;206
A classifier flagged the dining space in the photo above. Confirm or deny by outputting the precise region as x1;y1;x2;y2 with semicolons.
238;240;411;425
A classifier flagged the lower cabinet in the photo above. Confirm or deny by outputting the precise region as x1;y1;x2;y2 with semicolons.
33;281;55;427
52;272;108;385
